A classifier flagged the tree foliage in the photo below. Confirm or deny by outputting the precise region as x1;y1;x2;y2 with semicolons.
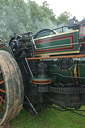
0;0;70;42
56;11;71;25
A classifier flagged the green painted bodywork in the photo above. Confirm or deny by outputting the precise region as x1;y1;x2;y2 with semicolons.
49;58;85;85
34;28;85;86
34;30;79;56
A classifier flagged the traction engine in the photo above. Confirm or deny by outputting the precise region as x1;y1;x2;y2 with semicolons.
0;18;85;125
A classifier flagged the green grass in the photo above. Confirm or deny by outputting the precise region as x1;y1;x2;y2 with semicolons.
10;106;85;128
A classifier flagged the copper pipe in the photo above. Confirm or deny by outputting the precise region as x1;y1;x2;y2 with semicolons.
27;54;85;60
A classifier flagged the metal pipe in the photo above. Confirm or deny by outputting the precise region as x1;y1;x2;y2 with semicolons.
24;93;37;114
25;58;33;77
27;54;85;60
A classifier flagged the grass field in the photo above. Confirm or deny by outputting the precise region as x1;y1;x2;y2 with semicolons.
10;106;85;128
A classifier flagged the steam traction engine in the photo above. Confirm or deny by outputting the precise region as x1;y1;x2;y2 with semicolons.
0;18;85;125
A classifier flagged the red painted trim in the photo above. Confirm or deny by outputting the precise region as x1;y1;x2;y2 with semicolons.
71;71;76;84
35;34;75;54
77;61;81;84
35;35;74;44
0;96;5;103
32;79;51;84
0;108;2;113
0;89;6;93
0;81;4;84
0;46;10;52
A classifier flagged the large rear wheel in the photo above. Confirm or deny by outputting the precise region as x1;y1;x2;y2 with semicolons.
0;50;24;125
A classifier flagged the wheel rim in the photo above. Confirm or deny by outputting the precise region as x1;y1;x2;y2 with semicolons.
0;50;24;125
0;69;6;119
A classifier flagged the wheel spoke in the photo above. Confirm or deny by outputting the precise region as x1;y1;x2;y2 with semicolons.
0;71;2;74
0;89;5;93
0;108;3;113
0;67;6;119
0;96;5;105
0;81;4;84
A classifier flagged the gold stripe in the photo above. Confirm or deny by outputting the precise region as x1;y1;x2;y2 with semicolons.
34;29;79;41
35;51;80;57
74;66;77;77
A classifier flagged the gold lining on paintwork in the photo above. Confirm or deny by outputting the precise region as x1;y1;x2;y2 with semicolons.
34;29;79;41
35;50;80;57
36;41;79;50
74;66;77;77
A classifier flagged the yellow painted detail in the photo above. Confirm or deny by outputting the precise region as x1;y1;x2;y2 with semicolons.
74;66;77;77
35;51;80;57
34;29;79;41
